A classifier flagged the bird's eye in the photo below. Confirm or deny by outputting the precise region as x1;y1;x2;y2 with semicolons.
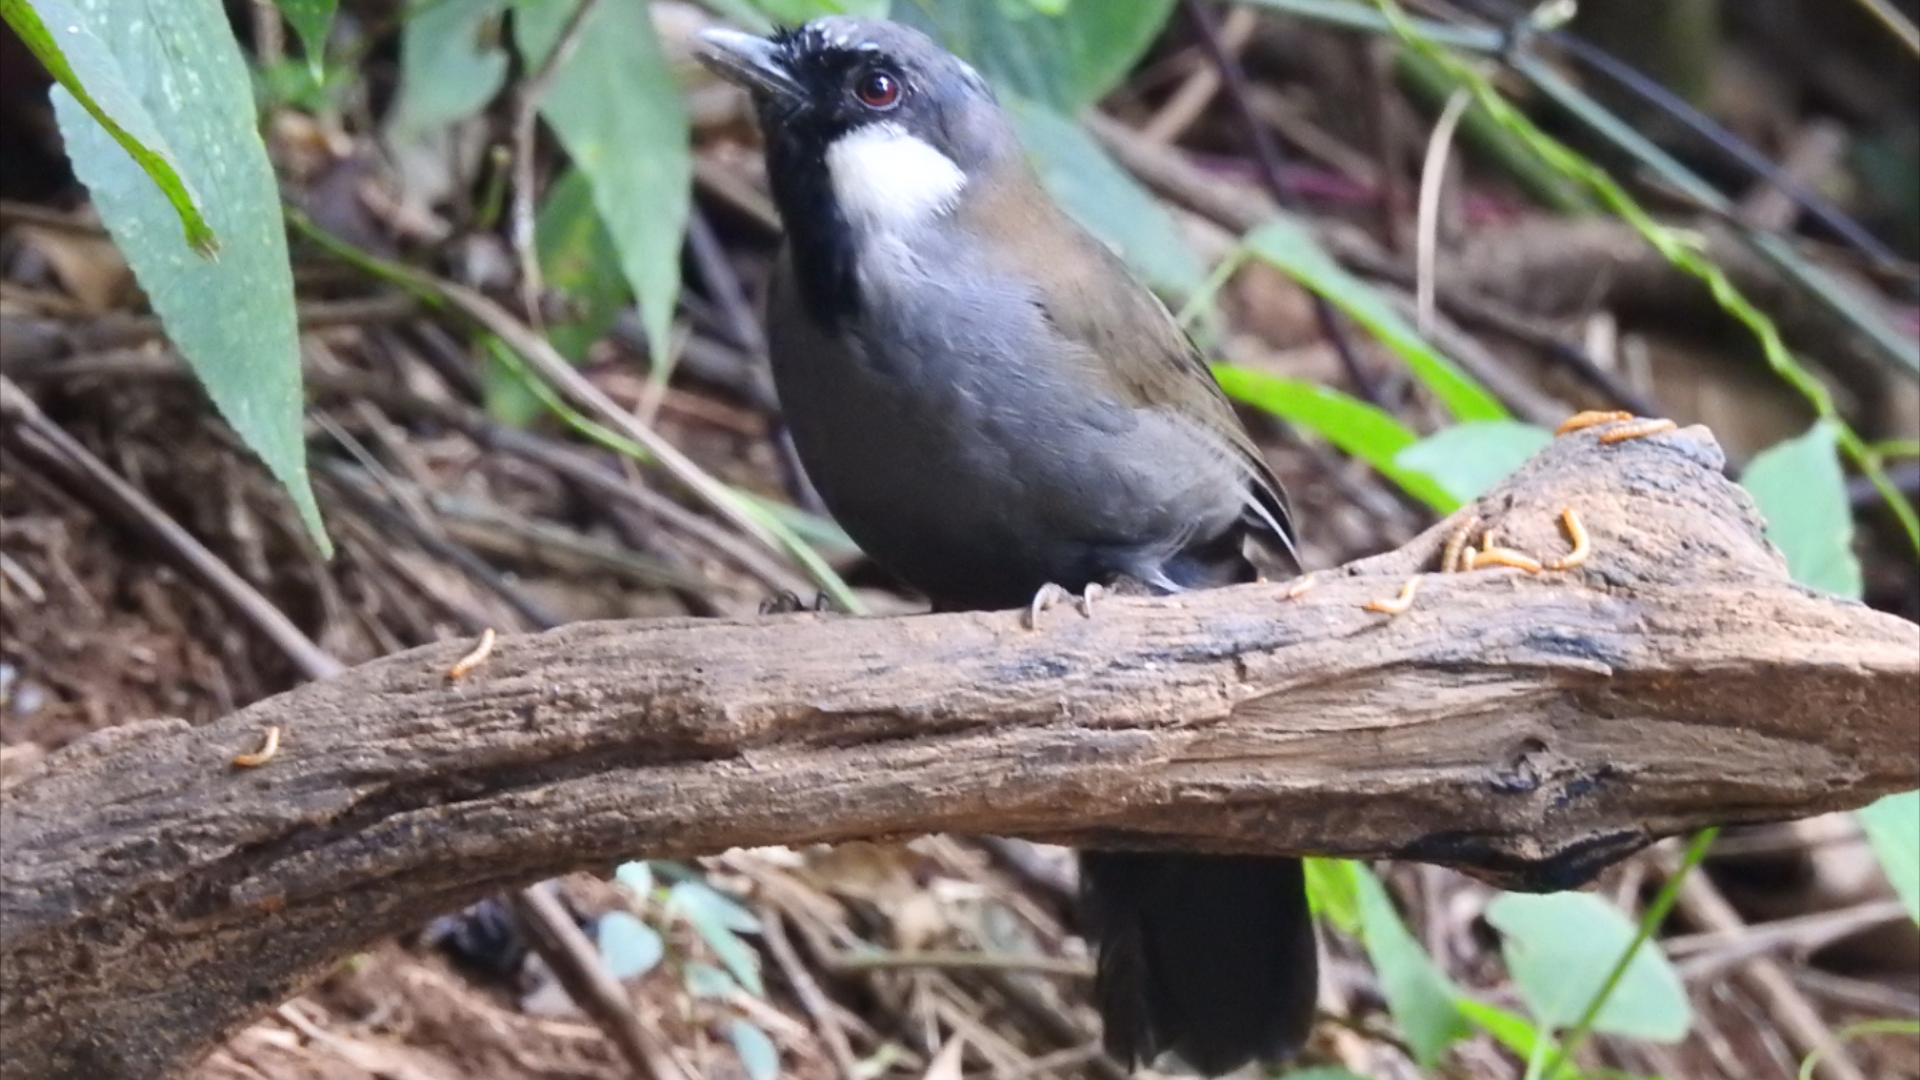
853;69;901;110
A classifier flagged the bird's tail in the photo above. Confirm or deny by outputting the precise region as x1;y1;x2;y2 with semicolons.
1081;851;1317;1076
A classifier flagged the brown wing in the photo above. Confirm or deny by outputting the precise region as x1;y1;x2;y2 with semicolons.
956;164;1296;557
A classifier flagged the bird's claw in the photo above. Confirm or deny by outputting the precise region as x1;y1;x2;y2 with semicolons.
1024;582;1104;629
760;590;834;615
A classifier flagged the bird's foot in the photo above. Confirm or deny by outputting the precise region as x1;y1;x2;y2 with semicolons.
1024;582;1106;629
759;590;833;615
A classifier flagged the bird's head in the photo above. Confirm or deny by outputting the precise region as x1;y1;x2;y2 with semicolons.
695;17;1020;240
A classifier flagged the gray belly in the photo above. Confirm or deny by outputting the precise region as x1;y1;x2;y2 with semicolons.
768;256;1244;607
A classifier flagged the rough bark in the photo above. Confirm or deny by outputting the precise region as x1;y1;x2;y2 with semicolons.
3;425;1915;1080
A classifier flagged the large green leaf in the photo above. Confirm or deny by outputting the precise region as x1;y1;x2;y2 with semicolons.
1858;791;1919;924
481;166;632;424
1739;421;1864;600
516;0;690;372
537;167;629;363
1303;857;1362;935
1396;419;1553;505
1005;97;1206;299
386;0;509;139
1211;365;1456;510
3;0;215;254
895;0;1174;111
272;0;336;76
1355;868;1472;1066
1242;218;1508;424
47;0;326;549
1485;892;1691;1042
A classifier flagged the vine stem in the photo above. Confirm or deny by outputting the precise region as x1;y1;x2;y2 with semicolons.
1529;829;1719;1080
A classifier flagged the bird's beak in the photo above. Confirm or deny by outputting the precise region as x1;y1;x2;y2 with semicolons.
694;28;803;105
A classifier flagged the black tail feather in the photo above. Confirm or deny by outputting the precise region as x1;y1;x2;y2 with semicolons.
1081;851;1317;1076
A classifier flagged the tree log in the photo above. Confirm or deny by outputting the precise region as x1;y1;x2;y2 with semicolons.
3;424;1915;1080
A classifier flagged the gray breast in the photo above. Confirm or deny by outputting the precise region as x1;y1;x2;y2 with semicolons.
767;234;1247;604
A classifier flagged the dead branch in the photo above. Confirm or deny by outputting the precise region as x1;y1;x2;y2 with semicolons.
2;424;1915;1080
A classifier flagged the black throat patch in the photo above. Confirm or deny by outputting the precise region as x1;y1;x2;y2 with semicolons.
762;123;862;328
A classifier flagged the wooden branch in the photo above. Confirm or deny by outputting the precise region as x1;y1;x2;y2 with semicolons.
3;425;1915;1080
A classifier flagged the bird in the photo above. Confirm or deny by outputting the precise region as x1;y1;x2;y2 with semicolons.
695;17;1318;1075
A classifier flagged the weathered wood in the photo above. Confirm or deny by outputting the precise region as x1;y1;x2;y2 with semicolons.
3;425;1915;1080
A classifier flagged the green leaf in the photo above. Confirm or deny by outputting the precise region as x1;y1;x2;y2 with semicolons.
4;0;217;254
683;960;739;999
754;0;890;22
896;0;1174;111
1455;997;1550;1063
728;1018;781;1080
516;0;691;375
386;0;509;139
1241;217;1508;423
613;860;655;898
272;0;336;76
1355;867;1472;1066
47;0;327;549
595;911;665;979
1004;97;1207;300
668;880;763;933
538;167;629;361
668;880;764;995
1396;420;1554;505
1739;421;1864;599
1485;892;1691;1042
1303;857;1362;936
1281;1070;1372;1080
1857;791;1919;924
482;166;632;424
1210;365;1458;510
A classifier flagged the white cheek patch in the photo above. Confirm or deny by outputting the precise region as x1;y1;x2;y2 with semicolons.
825;122;967;234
